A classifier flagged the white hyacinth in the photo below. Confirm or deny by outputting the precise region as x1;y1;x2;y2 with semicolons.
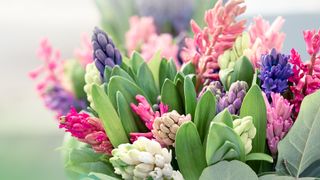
233;116;256;155
83;62;102;110
110;137;183;180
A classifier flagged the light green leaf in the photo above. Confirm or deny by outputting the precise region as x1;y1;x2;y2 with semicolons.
276;90;320;178
181;61;196;75
199;160;258;180
130;51;144;74
116;91;139;137
230;56;254;88
176;122;207;180
246;153;273;163
147;51;162;90
104;66;113;84
211;109;233;128
161;79;183;114
137;63;159;104
88;172;120;180
194;90;216;141
110;65;135;83
92;84;129;147
259;174;315;180
159;58;168;89
184;76;197;118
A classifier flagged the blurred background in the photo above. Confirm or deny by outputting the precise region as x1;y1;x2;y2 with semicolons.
0;0;319;179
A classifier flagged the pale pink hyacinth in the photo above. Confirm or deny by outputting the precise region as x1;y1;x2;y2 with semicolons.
29;39;64;96
263;92;293;156
130;95;168;142
59;108;113;155
74;33;93;67
303;29;320;56
125;16;156;55
141;34;178;62
246;16;286;68
182;0;246;81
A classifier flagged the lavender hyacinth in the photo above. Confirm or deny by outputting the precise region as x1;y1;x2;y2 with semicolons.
198;81;225;102
43;85;85;116
92;27;122;80
259;48;293;98
217;81;248;115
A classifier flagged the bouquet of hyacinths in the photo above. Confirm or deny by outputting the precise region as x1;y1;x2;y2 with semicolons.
30;0;320;179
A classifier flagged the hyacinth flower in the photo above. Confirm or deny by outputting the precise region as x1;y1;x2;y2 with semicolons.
110;137;183;180
246;16;286;68
263;92;293;156
259;48;293;98
74;33;93;67
59;108;113;155
130;95;168;142
92;27;122;80
198;80;225;102
83;62;102;110
217;81;248;115
289;29;320;115
182;0;246;82
125;16;179;64
134;0;194;35
233;116;256;155
152;110;191;147
29;39;85;116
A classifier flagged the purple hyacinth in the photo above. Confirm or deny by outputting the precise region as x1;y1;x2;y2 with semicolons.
198;80;225;102
43;85;86;116
92;27;122;80
217;81;248;115
259;48;293;98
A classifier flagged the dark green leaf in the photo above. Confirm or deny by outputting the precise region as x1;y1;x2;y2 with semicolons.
259;174;315;180
230;56;254;88
161;79;183;114
159;58;168;89
246;153;273;163
147;51;162;90
184;76;197;118
137;63;159;104
181;61;196;75
176;122;207;180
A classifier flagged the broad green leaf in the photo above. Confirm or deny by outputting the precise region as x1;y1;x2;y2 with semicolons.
92;84;129;147
137;63;159;104
240;85;266;154
88;172;120;180
174;72;185;85
211;109;233;128
276;90;320;178
199;160;258;180
206;122;245;165
245;153;273;163
116;91;139;137
181;61;196;75
230;56;254;88
194;90;216;141
300;160;320;178
110;65;135;83
159;58;168;89
161;79;183;114
147;51;162;90
184;76;197;118
167;59;177;81
176;122;207;180
130;51;144;74
104;66;112;84
259;174;315;180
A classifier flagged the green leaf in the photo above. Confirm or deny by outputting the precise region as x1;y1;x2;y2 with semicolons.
110;65;135;83
167;59;177;81
136;63;159;104
184;76;197;118
70;60;86;100
206;122;245;165
104;66;113;84
116;91;139;137
246;153;273;163
91;84;129;147
88;172;120;180
230;56;254;88
276;90;320;178
199;160;258;180
130;51;144;74
194;90;216;141
300;160;320;178
259;174;316;180
211;109;233;128
240;85;266;154
147;51;162;90
161;79;183;114
159;58;168;88
176;122;207;180
181;61;196;75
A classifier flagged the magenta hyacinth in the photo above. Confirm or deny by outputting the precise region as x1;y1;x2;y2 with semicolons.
59;108;113;155
264;92;293;156
130;95;168;142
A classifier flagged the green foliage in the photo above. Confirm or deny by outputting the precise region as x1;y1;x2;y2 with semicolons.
199;160;258;180
147;51;162;90
161;79;183;114
91;84;129;147
230;56;254;88
259;174;316;180
181;61;196;75
136;63;159;104
183;76;197;118
276;90;320;178
176;122;207;180
70;60;87;100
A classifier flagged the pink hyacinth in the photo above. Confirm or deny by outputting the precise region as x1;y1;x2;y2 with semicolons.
246;16;286;68
29;39;64;97
264;93;293;156
141;34;178;62
182;0;246;81
303;29;320;56
74;33;93;67
59;108;113;155
130;95;168;142
125;16;157;56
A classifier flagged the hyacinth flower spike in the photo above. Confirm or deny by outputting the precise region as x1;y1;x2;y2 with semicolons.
92;27;122;80
59;108;113;155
